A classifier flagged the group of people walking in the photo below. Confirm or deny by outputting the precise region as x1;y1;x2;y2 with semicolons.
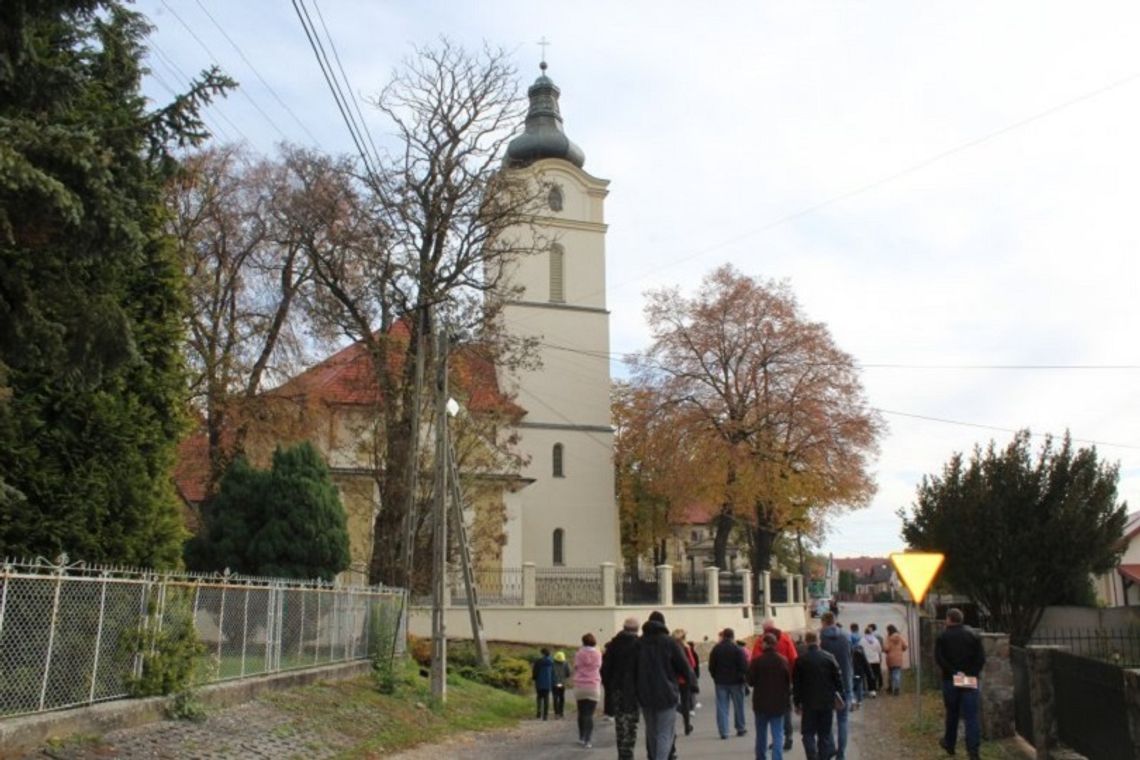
532;607;984;760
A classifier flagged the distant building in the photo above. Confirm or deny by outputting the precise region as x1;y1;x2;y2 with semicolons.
834;555;898;601
1094;512;1140;606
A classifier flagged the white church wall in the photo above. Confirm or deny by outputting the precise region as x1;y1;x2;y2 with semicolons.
408;604;756;649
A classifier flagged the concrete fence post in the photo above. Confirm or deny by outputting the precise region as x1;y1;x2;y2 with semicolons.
705;566;720;605
739;569;753;617
978;633;1014;740
657;565;673;607
522;562;536;608
601;562;616;607
760;571;772;617
1026;645;1064;758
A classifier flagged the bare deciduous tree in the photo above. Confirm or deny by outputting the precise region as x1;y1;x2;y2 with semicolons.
300;40;546;587
170;145;314;491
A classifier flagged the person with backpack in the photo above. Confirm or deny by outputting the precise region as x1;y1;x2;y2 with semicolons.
860;626;883;695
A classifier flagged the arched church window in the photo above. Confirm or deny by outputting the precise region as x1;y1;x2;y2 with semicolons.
552;443;565;477
547;184;563;211
553;528;565;566
549;244;565;303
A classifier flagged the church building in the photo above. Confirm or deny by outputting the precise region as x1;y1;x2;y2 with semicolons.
496;63;622;569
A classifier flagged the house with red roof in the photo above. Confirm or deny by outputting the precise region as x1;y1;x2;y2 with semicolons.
1095;512;1140;606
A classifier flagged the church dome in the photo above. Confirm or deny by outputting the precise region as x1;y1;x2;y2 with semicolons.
505;63;585;169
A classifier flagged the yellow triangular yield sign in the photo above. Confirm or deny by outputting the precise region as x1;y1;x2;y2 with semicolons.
889;552;944;604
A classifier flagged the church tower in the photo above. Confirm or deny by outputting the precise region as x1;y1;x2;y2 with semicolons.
497;63;620;568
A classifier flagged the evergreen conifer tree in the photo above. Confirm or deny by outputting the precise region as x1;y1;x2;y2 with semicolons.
0;2;231;565
188;442;351;581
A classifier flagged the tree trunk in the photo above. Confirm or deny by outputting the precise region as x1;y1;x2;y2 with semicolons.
751;524;777;574
712;509;734;569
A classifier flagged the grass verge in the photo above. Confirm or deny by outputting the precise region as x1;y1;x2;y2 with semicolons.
261;656;533;758
872;671;1029;760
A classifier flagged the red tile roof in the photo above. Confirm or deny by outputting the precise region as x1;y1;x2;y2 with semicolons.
266;335;522;417
833;556;890;577
676;502;717;525
173;334;524;505
1119;564;1140;585
173;431;210;505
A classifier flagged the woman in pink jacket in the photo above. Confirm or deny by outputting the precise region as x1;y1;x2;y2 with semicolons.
573;632;603;748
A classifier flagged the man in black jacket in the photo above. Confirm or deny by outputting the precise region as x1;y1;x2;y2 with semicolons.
793;630;842;760
636;611;696;760
708;627;749;739
602;616;641;760
934;608;986;760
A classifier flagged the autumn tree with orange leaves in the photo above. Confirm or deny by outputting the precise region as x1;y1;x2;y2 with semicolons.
631;264;883;577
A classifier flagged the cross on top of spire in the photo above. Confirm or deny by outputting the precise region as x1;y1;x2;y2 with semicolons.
537;36;551;71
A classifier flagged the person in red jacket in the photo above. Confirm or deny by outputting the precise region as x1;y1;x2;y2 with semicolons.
751;619;797;752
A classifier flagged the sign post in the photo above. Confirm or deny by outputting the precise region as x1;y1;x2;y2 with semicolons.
889;552;945;727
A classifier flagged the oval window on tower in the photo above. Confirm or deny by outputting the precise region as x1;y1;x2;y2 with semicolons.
547;184;564;212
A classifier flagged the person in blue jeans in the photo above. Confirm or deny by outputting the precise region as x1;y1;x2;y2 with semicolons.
793;630;842;760
708;627;749;739
747;632;791;760
934;608;986;760
819;612;853;760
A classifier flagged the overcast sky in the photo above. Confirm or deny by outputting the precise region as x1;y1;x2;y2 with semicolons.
142;1;1140;559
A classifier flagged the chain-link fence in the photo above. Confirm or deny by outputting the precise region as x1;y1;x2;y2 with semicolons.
0;557;405;719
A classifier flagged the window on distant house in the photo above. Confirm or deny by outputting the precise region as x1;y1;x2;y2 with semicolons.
553;528;565;565
553;443;564;477
549;244;565;302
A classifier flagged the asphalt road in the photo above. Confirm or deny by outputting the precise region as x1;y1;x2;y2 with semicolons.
392;659;869;760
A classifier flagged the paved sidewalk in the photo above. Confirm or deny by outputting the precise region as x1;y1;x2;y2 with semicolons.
392;666;869;759
20;662;883;759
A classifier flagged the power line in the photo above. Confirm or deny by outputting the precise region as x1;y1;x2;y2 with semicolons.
310;0;383;170
876;408;1140;451
148;43;247;143
531;335;1140;373
159;0;291;142
192;0;322;144
599;69;1140;299
291;0;383;185
511;338;1140;450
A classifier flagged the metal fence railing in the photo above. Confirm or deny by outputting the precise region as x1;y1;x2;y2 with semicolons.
1052;648;1131;760
536;567;604;606
1031;627;1140;667
450;566;524;606
0;557;405;719
719;572;744;604
618;568;659;605
672;572;708;605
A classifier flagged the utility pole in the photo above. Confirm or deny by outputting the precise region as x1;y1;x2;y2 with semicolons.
447;426;490;667
429;327;449;702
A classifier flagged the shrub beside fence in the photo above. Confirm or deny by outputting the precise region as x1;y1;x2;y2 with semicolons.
0;557;405;719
